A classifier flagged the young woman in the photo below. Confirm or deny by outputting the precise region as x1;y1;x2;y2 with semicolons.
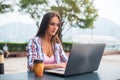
27;11;68;71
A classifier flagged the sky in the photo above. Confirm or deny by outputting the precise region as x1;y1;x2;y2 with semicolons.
0;12;35;27
0;0;36;26
0;0;120;26
94;0;120;25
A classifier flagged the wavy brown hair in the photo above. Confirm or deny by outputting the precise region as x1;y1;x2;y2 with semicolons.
36;11;62;44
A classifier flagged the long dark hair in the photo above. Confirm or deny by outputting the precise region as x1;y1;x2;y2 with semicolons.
36;11;61;44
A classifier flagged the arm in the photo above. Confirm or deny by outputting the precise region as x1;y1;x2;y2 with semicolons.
59;44;68;63
27;39;37;71
44;63;67;70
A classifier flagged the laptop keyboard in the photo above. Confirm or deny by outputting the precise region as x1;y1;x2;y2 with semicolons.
53;68;65;71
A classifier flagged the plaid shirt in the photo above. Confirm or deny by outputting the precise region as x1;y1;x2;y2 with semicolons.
27;37;68;70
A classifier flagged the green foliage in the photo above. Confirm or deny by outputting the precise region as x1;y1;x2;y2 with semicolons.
0;42;72;52
63;42;72;51
19;0;48;27
0;43;27;52
20;0;44;8
48;0;98;40
19;0;97;29
50;0;98;29
0;1;13;13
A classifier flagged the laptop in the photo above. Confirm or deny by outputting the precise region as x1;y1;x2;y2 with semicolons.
44;43;106;76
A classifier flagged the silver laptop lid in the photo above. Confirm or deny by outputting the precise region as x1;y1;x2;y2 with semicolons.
64;43;106;76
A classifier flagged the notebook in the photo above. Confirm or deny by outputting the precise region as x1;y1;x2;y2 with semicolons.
44;43;106;76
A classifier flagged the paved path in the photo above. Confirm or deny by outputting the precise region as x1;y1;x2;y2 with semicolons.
102;55;120;61
4;55;120;74
4;57;27;74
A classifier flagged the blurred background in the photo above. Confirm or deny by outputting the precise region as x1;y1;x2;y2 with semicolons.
0;0;120;53
0;0;120;74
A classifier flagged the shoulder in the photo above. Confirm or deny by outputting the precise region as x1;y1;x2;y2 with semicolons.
29;36;41;42
27;37;42;48
55;43;61;47
28;36;41;45
55;43;63;49
30;36;39;41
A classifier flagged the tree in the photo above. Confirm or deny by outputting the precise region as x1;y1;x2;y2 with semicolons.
0;0;13;13
18;0;48;28
18;0;98;41
50;0;98;36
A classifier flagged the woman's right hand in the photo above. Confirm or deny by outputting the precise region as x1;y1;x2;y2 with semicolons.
55;63;67;68
44;62;67;70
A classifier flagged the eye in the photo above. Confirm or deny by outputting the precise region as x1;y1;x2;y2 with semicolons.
49;22;60;27
49;22;55;26
57;23;60;27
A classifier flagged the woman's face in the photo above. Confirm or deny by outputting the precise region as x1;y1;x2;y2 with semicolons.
46;16;60;36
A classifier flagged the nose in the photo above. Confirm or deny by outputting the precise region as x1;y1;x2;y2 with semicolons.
53;24;59;29
55;24;58;28
53;25;58;30
53;24;59;28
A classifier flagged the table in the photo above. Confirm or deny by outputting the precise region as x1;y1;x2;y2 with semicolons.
0;60;120;80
